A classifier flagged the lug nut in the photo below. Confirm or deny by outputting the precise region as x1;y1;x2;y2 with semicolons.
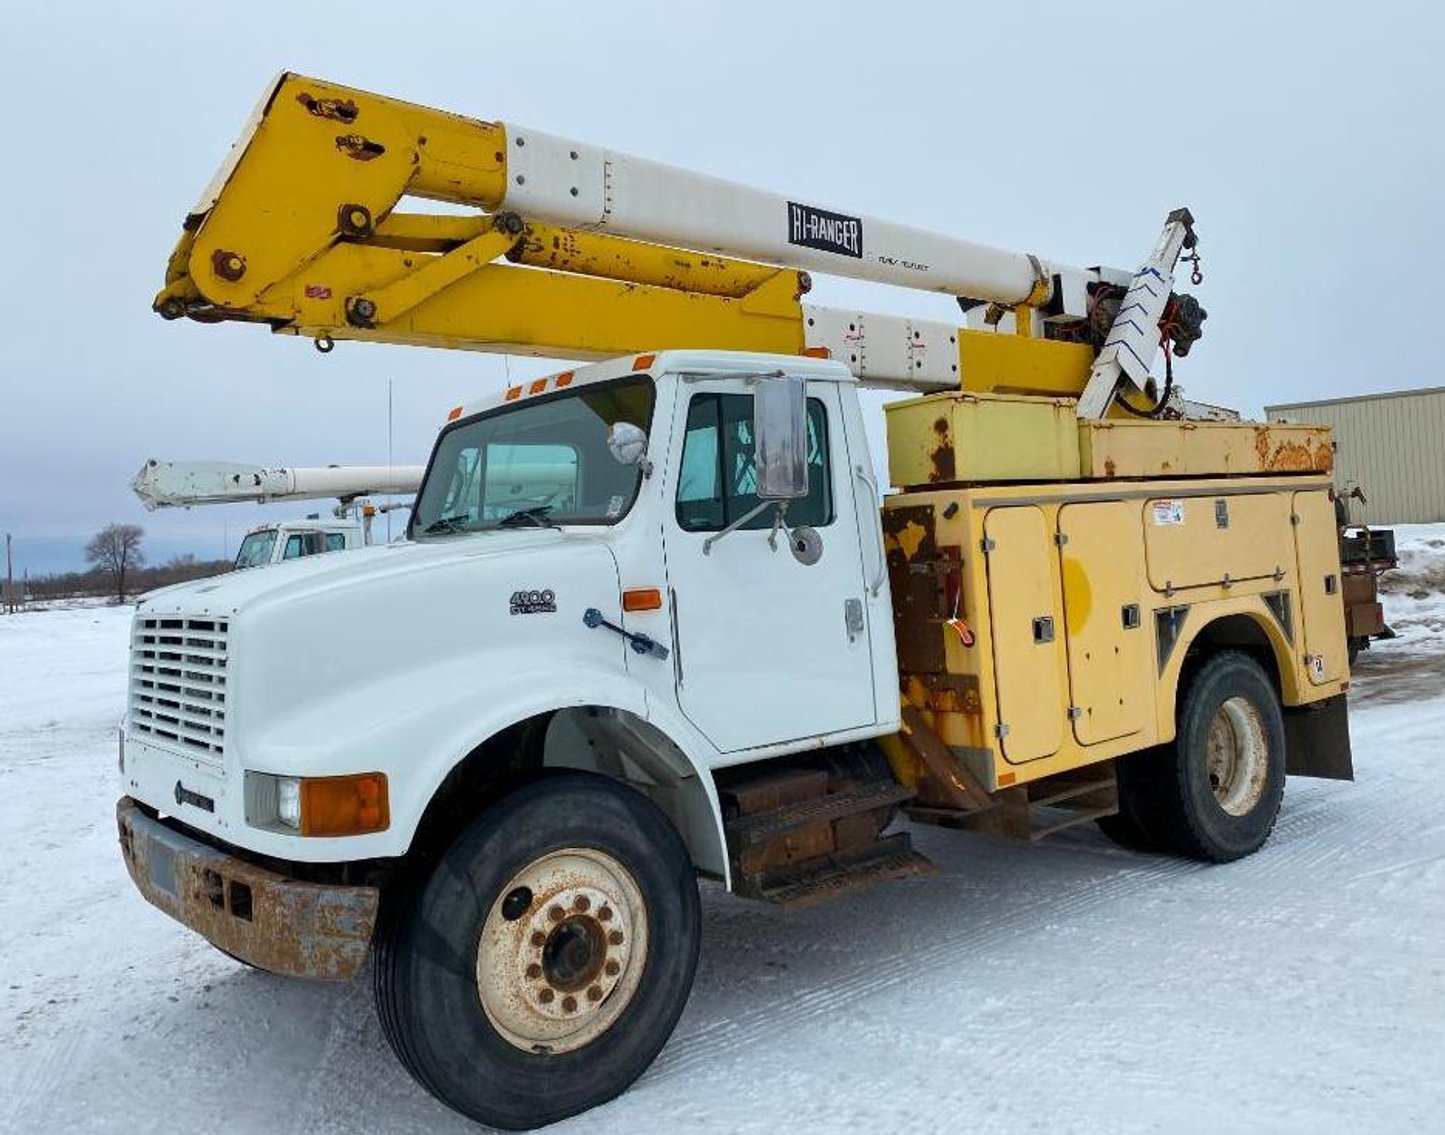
548;905;565;922
604;960;620;977
525;963;542;980
538;988;554;1004
598;907;613;922
530;931;546;947
608;930;624;946
573;895;590;912
561;995;577;1013
587;985;603;1002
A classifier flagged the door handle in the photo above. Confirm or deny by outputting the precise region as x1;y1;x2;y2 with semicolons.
853;464;886;597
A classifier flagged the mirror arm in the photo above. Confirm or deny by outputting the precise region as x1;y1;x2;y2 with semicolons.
702;499;775;555
766;501;791;551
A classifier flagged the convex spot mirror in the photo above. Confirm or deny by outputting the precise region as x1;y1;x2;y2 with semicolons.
607;421;649;466
753;374;809;500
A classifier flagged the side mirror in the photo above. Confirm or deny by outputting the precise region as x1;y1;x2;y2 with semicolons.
607;421;649;466
754;374;809;500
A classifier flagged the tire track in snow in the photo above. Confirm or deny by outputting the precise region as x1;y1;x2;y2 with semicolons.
654;840;1211;1079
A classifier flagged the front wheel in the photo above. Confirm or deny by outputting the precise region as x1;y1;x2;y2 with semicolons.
373;773;701;1130
1138;651;1286;862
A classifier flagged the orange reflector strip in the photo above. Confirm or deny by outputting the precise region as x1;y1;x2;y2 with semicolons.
633;353;656;371
529;379;548;395
800;346;830;359
446;405;464;421
555;371;575;387
299;773;389;837
622;588;664;612
504;386;522;401
997;771;1017;787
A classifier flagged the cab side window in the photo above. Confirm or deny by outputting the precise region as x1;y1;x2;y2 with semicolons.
675;393;833;532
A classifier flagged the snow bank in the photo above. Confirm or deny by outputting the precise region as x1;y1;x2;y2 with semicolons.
1377;522;1445;646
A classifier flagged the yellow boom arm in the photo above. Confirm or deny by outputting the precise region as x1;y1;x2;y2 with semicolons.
156;73;1190;399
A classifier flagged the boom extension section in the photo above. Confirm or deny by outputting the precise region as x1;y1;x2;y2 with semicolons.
155;73;1205;407
132;459;424;510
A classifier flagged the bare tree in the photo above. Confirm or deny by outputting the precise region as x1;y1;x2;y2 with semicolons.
85;524;146;602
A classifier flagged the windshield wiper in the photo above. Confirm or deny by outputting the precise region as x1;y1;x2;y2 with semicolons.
497;505;558;529
423;514;471;534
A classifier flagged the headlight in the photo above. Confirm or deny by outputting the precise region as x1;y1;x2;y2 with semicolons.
276;777;302;829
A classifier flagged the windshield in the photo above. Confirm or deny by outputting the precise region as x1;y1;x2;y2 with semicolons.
234;529;277;569
412;376;655;537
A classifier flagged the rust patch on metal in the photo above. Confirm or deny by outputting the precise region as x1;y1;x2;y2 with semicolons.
297;93;359;124
1103;458;1117;478
116;798;377;981
1253;425;1333;473
335;134;385;161
929;416;956;483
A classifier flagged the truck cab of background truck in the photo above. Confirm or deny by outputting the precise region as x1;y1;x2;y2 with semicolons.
232;517;364;569
117;348;893;947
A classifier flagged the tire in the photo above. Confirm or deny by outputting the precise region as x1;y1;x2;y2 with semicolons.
1348;638;1361;667
1143;651;1287;862
373;772;701;1131
1096;745;1168;852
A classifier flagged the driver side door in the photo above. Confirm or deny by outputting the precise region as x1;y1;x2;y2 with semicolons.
662;381;876;754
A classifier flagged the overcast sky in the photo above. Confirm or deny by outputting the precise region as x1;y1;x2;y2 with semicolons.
2;1;1441;575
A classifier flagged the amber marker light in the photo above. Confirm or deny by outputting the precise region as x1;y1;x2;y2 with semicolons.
446;405;464;422
622;588;664;612
299;773;390;837
632;353;656;371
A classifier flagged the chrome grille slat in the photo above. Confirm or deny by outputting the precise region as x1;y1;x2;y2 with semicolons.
129;615;229;766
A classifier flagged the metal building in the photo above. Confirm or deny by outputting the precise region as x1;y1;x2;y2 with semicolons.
1265;386;1445;524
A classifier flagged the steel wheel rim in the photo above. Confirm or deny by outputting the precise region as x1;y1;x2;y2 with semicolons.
476;847;648;1054
1205;695;1269;816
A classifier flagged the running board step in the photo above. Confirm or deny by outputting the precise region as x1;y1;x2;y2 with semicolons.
725;782;917;848
734;833;936;909
907;769;1119;842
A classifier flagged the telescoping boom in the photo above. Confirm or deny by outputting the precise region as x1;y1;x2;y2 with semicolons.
154;73;1204;415
131;459;424;510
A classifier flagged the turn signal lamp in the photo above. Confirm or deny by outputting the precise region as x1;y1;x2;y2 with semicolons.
299;773;390;836
622;588;664;612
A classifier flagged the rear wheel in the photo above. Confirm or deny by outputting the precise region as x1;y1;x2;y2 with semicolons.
373;773;701;1130
1113;651;1286;862
1103;650;1288;861
1096;746;1167;852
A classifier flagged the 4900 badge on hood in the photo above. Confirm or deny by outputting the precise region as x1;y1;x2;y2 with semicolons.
510;589;556;615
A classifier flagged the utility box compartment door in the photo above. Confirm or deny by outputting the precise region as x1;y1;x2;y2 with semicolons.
1292;490;1348;685
1058;502;1149;745
1144;493;1292;592
984;507;1065;763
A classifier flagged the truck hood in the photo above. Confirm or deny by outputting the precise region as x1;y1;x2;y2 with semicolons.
137;531;574;618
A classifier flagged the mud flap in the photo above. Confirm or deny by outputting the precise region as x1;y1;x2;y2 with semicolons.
1283;694;1353;781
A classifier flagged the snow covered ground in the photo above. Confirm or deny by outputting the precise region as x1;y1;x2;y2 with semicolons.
2;533;1443;1135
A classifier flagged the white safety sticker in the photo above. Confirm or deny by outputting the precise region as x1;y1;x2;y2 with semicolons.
1151;499;1185;526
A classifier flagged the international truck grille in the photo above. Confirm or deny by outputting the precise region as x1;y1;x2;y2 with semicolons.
130;616;229;765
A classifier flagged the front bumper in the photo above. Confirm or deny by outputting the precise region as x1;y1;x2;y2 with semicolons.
116;797;379;980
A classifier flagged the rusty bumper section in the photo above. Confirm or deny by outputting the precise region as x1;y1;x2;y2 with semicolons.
116;797;379;980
